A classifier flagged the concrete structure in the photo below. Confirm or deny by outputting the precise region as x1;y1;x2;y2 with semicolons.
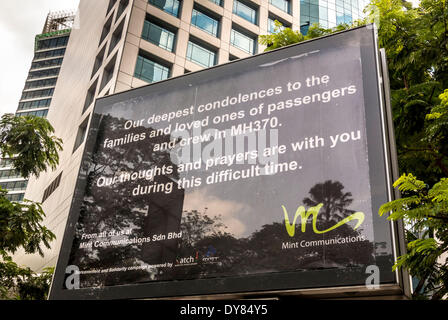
0;11;75;204
14;0;369;273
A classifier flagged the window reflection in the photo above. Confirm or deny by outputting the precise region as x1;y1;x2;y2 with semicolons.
191;9;219;37
148;0;180;17
230;29;255;54
233;0;257;25
134;55;170;83
186;41;216;68
142;20;175;52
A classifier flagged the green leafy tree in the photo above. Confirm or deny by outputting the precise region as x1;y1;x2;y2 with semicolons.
0;114;62;300
373;0;448;299
0;114;62;178
259;0;448;299
367;0;448;185
380;89;448;299
379;173;448;299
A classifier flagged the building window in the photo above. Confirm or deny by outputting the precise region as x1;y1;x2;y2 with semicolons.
134;54;170;83
5;193;25;202
36;36;69;51
108;20;125;56
186;41;216;68
16;109;49;118
229;54;239;61
0;180;28;192
92;47;106;78
0;158;14;168
24;78;57;90
191;8;219;37
148;0;180;17
233;0;257;25
21;88;54;100
30;58;63;70
142;19;176;52
42;172;62;203
107;0;117;14
0;169;21;180
34;48;66;60
18;99;51;111
117;0;129;19
269;0;290;14
208;0;221;6
268;18;275;34
83;79;98;114
268;18;287;34
299;0;367;34
230;28;255;54
100;53;118;93
73;117;89;152
27;67;60;80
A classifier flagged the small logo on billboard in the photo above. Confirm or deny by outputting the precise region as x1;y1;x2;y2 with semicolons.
175;252;199;266
282;203;365;236
65;265;80;290
205;245;217;257
203;246;219;263
365;265;380;290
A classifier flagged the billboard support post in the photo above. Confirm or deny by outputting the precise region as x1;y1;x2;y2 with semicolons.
379;48;412;298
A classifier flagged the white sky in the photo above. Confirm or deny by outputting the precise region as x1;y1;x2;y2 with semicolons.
0;0;80;116
0;0;421;117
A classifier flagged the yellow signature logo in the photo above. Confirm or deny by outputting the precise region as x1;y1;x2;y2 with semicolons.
282;203;365;237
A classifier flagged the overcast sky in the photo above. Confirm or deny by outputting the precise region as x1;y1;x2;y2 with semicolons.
0;0;80;116
0;0;421;117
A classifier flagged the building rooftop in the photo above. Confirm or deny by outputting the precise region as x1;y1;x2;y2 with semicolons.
42;10;76;34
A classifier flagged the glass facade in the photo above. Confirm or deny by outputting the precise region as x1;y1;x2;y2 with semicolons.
36;35;69;50
5;193;25;202
186;41;216;68
148;0;180;17
16;109;49;118
0;169;21;180
230;29;255;54
21;88;54;100
142;20;176;51
0;180;28;192
34;48;66;60
18;99;52;111
27;67;60;80
134;55;170;83
31;57;63;70
300;0;369;33
0;159;14;168
24;78;57;90
191;9;219;37
233;0;257;25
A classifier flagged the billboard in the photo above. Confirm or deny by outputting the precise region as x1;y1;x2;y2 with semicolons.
50;25;406;299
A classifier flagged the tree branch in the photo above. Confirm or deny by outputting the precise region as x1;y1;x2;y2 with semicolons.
413;276;427;298
434;155;448;177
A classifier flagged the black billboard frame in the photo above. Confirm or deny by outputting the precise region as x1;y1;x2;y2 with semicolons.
49;24;410;300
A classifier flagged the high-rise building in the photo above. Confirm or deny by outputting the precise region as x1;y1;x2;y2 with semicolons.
13;0;369;275
0;11;75;204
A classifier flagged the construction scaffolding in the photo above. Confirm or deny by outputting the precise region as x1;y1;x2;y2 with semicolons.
42;10;76;34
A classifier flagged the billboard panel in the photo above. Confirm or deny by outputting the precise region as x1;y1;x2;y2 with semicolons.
50;25;404;299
